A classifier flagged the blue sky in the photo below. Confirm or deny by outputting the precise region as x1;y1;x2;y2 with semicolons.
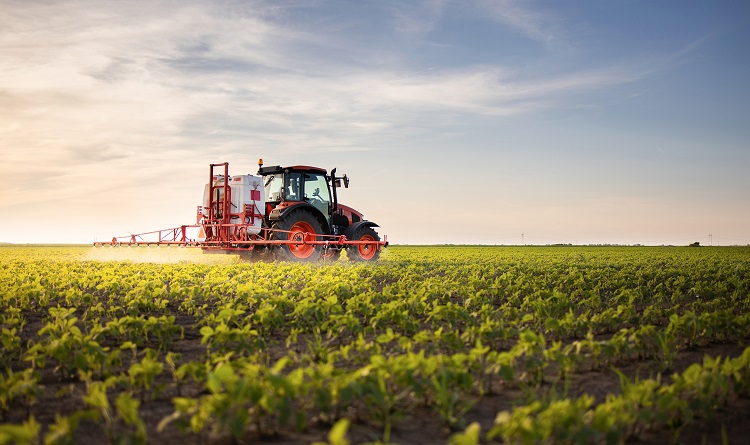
1;0;748;245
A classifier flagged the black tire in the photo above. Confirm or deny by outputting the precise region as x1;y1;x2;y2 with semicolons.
321;248;342;262
346;226;381;262
271;210;324;262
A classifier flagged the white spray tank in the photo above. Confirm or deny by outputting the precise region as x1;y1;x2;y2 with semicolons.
200;174;266;240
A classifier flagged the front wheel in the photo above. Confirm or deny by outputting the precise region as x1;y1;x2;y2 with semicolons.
347;226;381;262
272;211;323;262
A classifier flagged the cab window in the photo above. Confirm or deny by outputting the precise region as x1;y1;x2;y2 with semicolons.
304;173;331;215
264;174;284;201
285;173;302;201
264;172;302;201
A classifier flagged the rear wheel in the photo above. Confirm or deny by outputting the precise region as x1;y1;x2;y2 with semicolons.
347;226;381;262
272;211;323;262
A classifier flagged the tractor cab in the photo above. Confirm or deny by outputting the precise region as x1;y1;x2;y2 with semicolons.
257;160;360;232
260;165;332;219
256;159;381;261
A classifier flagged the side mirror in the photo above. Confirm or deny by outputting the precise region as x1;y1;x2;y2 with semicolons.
343;175;350;188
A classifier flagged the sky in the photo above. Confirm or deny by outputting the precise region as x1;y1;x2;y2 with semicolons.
1;0;749;246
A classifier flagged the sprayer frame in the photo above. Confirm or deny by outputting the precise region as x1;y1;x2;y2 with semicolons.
93;162;388;254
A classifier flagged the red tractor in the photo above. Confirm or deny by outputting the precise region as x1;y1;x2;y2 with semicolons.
256;160;384;261
96;160;387;262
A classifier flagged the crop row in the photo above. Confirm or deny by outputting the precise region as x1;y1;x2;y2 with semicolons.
3;342;750;444
1;245;749;444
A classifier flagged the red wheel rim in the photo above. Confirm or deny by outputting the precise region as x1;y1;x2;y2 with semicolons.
357;234;377;260
288;221;316;259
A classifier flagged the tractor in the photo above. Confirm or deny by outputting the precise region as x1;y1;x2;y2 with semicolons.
256;159;383;261
96;160;387;262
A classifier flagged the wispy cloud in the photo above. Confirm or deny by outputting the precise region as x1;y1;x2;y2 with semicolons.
388;0;450;35
476;0;563;45
0;0;643;195
384;0;562;45
1;0;746;244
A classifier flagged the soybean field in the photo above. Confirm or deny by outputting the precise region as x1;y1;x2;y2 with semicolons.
1;245;749;445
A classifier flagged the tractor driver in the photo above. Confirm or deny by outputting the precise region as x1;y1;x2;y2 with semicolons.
285;173;301;201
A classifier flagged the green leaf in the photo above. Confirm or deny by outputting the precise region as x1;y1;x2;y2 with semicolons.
328;418;350;445
448;422;480;445
0;417;40;445
207;363;235;393
115;393;141;425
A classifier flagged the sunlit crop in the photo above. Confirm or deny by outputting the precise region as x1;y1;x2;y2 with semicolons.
1;245;749;444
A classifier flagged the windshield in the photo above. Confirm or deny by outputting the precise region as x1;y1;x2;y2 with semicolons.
264;172;302;201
